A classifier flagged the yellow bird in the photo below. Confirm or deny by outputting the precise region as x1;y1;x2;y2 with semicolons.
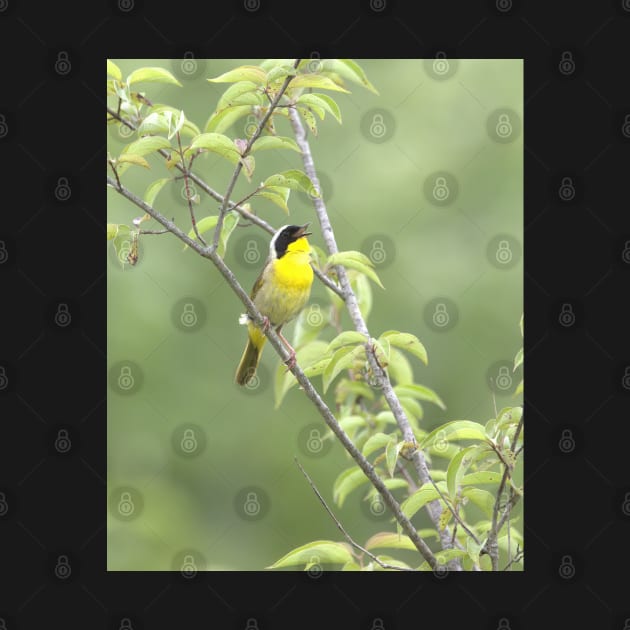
235;223;314;386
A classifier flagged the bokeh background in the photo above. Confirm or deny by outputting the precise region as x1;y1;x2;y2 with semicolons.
107;58;522;570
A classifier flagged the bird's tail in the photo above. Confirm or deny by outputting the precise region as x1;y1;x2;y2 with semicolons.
235;325;267;386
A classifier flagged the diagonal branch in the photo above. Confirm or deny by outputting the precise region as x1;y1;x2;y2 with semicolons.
294;459;413;571
289;108;463;568
107;174;439;571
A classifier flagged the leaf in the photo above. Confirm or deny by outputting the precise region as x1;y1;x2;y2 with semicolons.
240;155;255;182
127;67;182;87
329;59;379;94
297;93;342;124
400;484;442;522
354;274;373;320
107;224;119;240
519;314;523;337
460;471;502;486
274;340;329;407
289;74;351;93
365;531;435;551
513;347;523;371
266;63;298;84
333;466;369;507
388;348;414;385
364;477;409;500
183;215;217;250
326;251;384;289
150;105;201;137
121;135;172;157
514;379;523;396
326;331;367;354
496;406;523;430
322;344;365;393
421;420;488;449
263;169;317;195
257;187;291;214
107;59;122;82
267;540;353;569
386;439;403;477
217;210;239;257
298;106;318;136
446;446;476;499
380;331;428;366
117;153;150;169
188;132;241;164
362;432;394;458
461;487;495;519
143;178;171;208
208;65;268;85
216;81;261;111
393;384;445;410
137;111;171;136
250;136;301;153
418;549;468;571
169;109;186;140
204;105;252;134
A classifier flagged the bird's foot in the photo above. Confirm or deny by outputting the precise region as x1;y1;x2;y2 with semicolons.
260;316;271;333
284;349;297;372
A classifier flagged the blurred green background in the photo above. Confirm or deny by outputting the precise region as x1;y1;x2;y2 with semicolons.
107;59;522;571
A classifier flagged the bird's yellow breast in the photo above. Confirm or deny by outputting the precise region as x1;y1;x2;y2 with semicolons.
253;237;313;326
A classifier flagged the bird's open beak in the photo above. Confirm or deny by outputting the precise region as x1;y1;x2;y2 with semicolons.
296;222;312;238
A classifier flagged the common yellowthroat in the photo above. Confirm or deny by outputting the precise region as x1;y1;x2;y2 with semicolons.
235;223;314;386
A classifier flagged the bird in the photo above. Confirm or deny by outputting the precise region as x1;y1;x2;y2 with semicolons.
235;223;314;386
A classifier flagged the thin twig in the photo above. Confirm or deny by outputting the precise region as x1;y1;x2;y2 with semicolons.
294;458;414;571
105;105;345;299
107;174;440;571
108;159;122;191
211;58;301;253
176;131;206;246
289;107;463;569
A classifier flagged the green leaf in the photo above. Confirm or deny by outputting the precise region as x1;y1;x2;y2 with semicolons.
267;540;352;569
386;439;403;478
380;331;428;366
188;132;241;164
143;178;171;208
216;81;261;111
461;487;495;519
297;93;342;124
127;66;182;87
329;59;379;94
362;432;394;458
137;111;171;136
460;471;502;486
250;136;301;153
393;384;445;410
217;210;239;257
326;251;384;289
289;74;351;93
335;414;368;436
514;379;523;396
400;484;443;522
333;466;369;507
365;532;417;552
326;331;367;354
169;109;186;140
121;135;172;157
150;105;201;137
496;406;523;430
388;348;414;385
183;215;217;250
208;65;268;85
421;420;488;449
513;347;523;371
274;340;329;407
266;63;298;84
204;105;252;134
257;187;291;214
298;106;318;136
107;224;119;240
398;396;423;422
107;59;122;82
264;169;317;195
354;274;373;320
117;153;150;169
446;446;476;499
519;313;524;337
466;536;485;566
322;344;365;393
298;100;325;120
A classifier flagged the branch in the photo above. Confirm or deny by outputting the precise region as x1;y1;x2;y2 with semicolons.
176;131;206;246
289;108;463;569
211;58;301;253
107;174;440;571
294;459;413;571
487;413;524;570
105;106;345;300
